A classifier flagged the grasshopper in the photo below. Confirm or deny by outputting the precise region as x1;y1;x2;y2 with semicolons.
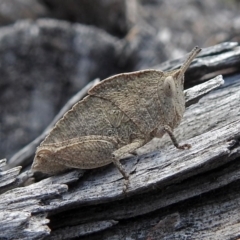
32;47;201;190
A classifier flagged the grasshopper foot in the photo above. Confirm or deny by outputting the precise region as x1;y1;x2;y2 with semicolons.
177;143;191;150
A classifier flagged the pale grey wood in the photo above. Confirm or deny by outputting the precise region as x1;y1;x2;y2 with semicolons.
0;170;83;214
185;75;224;107
80;183;240;240
0;211;50;240
0;159;22;194
0;183;67;213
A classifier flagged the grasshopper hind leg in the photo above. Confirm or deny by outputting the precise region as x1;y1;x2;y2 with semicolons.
112;139;146;193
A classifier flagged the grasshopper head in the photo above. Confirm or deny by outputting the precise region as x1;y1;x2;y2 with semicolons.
162;47;201;128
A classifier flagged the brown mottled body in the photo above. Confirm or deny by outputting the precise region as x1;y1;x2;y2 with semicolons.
32;47;201;190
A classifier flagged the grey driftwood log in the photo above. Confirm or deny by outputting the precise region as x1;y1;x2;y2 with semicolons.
1;42;240;239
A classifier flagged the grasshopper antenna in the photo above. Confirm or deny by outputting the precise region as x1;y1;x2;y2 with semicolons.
177;46;201;81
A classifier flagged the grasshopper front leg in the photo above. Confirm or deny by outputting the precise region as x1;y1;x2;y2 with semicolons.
163;125;191;150
155;125;191;150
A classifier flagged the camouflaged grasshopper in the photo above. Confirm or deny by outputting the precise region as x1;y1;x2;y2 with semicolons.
31;47;201;189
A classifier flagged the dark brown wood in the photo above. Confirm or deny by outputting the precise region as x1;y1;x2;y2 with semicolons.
1;43;240;240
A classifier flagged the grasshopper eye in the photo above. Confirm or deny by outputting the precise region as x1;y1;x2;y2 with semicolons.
163;76;176;98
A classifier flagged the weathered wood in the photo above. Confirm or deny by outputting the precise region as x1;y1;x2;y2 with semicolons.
0;159;22;194
0;211;50;240
0;171;82;240
185;74;224;107
46;220;118;240
1;44;240;239
77;181;240;240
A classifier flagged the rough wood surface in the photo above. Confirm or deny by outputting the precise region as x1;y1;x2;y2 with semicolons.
0;159;22;194
1;43;240;239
